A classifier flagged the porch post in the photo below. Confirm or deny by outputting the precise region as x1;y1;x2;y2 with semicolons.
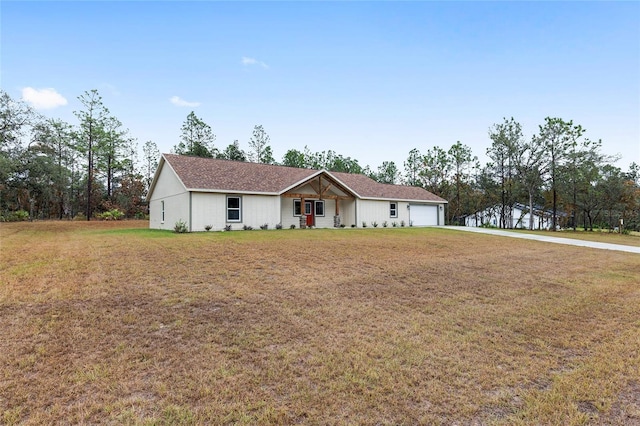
334;199;341;227
300;197;307;229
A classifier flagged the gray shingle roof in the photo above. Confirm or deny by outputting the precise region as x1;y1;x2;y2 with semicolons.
162;154;446;203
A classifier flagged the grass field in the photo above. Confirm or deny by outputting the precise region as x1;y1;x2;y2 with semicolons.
1;221;639;425
509;228;640;247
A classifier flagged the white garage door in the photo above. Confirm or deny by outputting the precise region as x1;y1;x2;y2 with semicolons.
409;204;439;226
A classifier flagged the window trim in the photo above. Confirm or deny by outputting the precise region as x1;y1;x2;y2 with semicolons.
226;195;242;222
293;199;324;217
161;200;165;222
390;202;398;218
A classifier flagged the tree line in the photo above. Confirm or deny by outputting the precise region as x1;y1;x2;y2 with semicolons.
1;89;638;231
170;108;640;232
1;89;152;221
174;111;406;184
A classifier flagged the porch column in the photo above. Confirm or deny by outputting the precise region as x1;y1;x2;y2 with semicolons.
300;197;307;229
334;199;341;227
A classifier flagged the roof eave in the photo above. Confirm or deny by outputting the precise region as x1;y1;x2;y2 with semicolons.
146;154;189;201
146;156;164;202
321;170;362;198
359;196;448;203
278;169;361;198
278;169;324;195
187;188;280;196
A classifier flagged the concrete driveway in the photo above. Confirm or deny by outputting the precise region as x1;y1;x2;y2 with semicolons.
441;226;640;254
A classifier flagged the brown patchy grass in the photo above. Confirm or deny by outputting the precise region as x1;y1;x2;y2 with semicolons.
1;221;639;425
510;228;640;247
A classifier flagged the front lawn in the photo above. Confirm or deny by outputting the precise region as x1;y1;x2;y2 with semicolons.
1;221;639;424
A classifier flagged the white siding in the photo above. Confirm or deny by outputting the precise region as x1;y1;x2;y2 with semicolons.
357;199;410;227
355;200;444;227
149;165;190;230
280;198;299;229
357;199;381;226
191;192;226;231
191;193;280;231
438;203;445;226
242;195;280;230
339;199;357;228
396;201;411;225
296;183;316;194
313;199;335;228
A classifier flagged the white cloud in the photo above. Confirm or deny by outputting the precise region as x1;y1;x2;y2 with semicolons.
21;87;68;110
170;96;201;107
241;56;269;69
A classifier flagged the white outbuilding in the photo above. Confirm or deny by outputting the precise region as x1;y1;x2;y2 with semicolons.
464;202;557;229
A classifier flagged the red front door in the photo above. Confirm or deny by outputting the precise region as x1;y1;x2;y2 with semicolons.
305;201;314;226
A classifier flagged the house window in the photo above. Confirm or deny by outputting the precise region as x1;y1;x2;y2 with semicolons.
305;201;312;215
161;200;165;222
315;200;325;217
293;199;301;216
390;202;398;218
227;196;242;222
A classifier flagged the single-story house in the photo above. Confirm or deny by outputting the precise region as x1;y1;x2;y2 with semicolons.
464;202;558;229
147;154;447;231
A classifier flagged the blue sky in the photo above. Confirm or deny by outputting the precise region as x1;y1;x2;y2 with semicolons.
2;1;639;172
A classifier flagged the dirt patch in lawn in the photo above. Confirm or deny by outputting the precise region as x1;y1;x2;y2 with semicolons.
1;221;639;424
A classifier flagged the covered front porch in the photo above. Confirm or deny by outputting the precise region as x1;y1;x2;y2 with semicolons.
279;172;356;228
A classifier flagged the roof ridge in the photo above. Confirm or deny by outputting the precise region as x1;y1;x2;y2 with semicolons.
161;154;446;202
163;153;321;172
